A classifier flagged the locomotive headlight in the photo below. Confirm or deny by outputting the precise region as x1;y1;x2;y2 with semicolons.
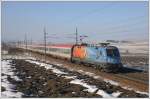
107;57;119;63
107;58;113;63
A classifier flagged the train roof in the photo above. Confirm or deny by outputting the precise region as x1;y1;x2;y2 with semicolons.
73;43;118;49
28;44;73;49
48;44;73;48
74;43;110;47
28;43;118;49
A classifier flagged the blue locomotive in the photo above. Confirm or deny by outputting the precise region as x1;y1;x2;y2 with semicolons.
71;43;122;72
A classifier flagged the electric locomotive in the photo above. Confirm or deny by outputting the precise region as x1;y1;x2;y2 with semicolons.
71;43;122;72
20;43;122;72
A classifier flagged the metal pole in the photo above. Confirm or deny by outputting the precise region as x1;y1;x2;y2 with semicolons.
25;33;27;53
44;27;47;62
30;38;32;45
17;41;19;48
76;27;78;44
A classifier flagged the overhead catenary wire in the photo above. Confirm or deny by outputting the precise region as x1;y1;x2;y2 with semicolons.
93;19;148;36
93;15;148;35
67;2;115;24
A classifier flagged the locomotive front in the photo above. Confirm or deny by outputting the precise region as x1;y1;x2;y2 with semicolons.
105;46;122;71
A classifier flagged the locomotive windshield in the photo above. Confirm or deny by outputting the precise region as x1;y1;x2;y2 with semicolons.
106;48;120;57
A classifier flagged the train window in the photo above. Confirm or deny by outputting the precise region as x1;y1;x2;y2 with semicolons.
41;47;44;50
50;48;54;51
99;51;102;56
64;49;70;54
49;48;51;51
106;49;119;57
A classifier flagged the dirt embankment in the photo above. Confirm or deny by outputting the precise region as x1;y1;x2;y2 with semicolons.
9;59;102;97
2;59;148;98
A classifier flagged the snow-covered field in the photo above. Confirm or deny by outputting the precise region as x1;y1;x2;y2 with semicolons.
1;60;23;98
111;41;149;55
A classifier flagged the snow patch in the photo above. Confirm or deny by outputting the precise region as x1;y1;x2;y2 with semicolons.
1;60;23;98
56;64;63;66
26;60;67;75
122;86;148;95
136;91;149;95
52;68;68;75
69;79;121;98
78;70;119;86
1;91;23;98
103;79;119;86
96;90;112;97
63;76;77;79
70;79;98;93
11;76;22;81
97;88;122;97
111;91;122;97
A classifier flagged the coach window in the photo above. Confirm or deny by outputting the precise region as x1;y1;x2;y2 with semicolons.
51;48;54;51
64;49;68;54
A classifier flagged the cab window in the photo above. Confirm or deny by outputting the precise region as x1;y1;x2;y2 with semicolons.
106;48;120;57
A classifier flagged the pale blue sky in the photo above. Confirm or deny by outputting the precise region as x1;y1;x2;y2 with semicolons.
2;1;149;43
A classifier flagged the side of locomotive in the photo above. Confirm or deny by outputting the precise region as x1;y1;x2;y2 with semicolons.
71;44;122;72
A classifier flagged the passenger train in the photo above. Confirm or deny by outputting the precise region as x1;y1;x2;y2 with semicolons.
20;43;122;72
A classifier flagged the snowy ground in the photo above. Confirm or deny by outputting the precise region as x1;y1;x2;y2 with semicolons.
1;60;23;98
25;59;122;98
1;52;148;97
26;59;148;97
110;41;149;55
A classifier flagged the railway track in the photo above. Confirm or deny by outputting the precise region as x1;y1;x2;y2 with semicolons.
2;48;149;92
115;73;148;85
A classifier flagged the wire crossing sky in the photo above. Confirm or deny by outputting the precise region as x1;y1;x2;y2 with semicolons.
2;1;149;43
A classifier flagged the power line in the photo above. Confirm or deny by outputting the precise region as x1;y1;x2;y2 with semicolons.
86;16;148;36
97;15;147;33
67;2;115;24
93;27;146;38
48;33;74;36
